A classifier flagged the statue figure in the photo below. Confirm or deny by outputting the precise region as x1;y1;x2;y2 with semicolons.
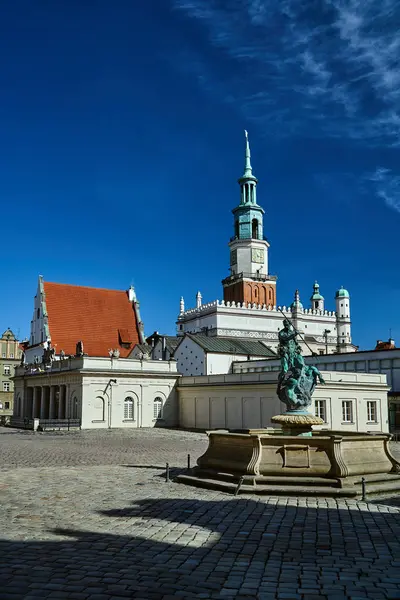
42;344;55;366
277;318;300;374
277;318;325;411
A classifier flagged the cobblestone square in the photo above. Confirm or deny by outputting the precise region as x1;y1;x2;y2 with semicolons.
0;428;400;599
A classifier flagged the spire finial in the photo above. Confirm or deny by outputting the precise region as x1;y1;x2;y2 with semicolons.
244;129;252;176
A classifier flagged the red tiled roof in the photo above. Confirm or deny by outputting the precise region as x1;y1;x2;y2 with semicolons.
43;281;140;358
375;341;396;351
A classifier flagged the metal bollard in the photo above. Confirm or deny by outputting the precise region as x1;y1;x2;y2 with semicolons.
234;476;245;496
187;454;191;470
165;462;170;483
361;477;366;501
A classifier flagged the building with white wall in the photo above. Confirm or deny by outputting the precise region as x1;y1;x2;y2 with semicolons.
144;333;181;362
173;333;276;376
178;370;389;434
176;132;356;356
232;345;400;432
12;356;179;429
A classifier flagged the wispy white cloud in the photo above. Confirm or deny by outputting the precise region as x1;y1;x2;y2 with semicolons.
369;167;400;213
172;0;400;212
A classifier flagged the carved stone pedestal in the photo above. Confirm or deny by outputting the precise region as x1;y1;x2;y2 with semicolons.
271;412;324;437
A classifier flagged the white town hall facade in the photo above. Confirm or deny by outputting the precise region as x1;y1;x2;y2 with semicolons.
176;132;356;357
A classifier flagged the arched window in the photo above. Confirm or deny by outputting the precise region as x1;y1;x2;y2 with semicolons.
252;218;259;239
93;396;105;421
153;397;164;420
235;220;240;239
124;397;134;420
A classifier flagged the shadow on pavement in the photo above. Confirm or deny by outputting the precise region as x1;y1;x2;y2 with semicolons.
1;497;400;599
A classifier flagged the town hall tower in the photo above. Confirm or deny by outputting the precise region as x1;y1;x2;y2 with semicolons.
222;131;277;307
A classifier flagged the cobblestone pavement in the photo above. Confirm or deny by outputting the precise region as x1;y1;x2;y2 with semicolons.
1;429;400;600
0;427;208;469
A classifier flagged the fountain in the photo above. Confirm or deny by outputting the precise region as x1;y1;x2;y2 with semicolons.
177;318;400;498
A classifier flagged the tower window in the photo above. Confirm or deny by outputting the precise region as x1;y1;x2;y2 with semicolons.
235;220;240;239
315;301;319;309
252;218;259;239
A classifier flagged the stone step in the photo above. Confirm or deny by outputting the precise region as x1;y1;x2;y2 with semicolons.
357;478;400;497
194;469;339;487
353;472;400;483
175;474;358;497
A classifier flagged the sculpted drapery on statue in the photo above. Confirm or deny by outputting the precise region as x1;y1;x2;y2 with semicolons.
277;318;325;411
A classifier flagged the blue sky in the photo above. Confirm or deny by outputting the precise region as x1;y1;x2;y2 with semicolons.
1;0;398;349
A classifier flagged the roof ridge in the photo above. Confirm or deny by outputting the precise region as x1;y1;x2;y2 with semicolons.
44;281;128;293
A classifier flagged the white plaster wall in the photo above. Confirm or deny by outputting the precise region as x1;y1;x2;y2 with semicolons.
174;337;206;376
81;377;178;429
30;281;44;346
178;371;389;433
13;358;180;429
231;239;269;276
206;353;270;375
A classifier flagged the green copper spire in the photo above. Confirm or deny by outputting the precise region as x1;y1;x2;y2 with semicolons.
244;130;252;177
239;130;257;183
232;130;264;239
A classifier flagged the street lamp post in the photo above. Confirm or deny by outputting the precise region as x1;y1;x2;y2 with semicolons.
323;329;331;355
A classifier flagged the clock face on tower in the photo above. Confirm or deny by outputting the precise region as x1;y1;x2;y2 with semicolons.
252;248;264;264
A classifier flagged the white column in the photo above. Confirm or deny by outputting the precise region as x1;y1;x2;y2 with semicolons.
40;387;47;419
49;386;56;419
32;387;39;418
59;385;66;419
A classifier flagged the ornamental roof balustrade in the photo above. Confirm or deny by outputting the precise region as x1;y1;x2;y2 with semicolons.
14;356;179;377
222;272;278;284
179;299;338;319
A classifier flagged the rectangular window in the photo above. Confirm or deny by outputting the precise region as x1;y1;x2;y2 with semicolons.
342;400;353;423
315;400;326;422
367;401;377;423
3;382;10;392
4;366;10;376
9;353;14;359
4;402;10;409
153;398;163;420
1;353;5;358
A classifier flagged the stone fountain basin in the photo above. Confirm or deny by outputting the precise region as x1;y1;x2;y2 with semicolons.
176;429;400;498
